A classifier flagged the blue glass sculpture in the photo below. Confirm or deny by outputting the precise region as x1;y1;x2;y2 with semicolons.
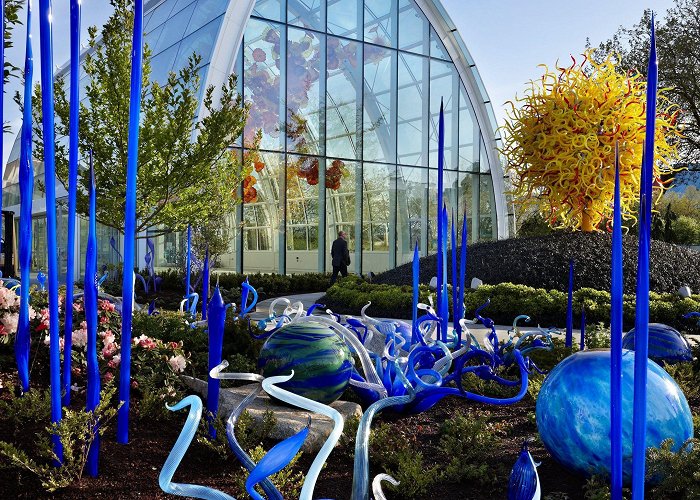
258;322;353;404
508;440;540;500
622;323;692;365
536;350;693;482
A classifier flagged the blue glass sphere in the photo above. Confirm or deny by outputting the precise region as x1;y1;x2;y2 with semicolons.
536;350;693;482
258;322;353;404
622;323;692;364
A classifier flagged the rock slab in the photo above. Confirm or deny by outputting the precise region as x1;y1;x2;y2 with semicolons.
182;376;362;452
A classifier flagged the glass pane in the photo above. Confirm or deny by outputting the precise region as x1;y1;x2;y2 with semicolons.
327;0;361;39
428;169;458;252
479;136;491;173
429;59;458;169
397;52;427;166
186;0;228;36
479;175;495;240
149;43;180;84
174;16;222;74
145;0;176;31
398;0;428;55
326;159;359;273
364;0;396;48
153;3;196;54
288;0;324;31
363;45;396;163
397;166;428;263
243;19;286;151
253;0;285;22
458;172;475;245
326;36;361;159
242;151;284;273
287;27;323;155
144;23;165;50
286;155;320;272
459;84;478;171
430;26;450;60
362;162;392;274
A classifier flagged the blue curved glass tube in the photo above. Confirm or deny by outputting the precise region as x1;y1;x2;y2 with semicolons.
62;0;81;407
118;0;144;444
38;0;63;463
565;259;574;347
84;153;100;477
15;0;34;394
202;247;209;320
159;395;235;499
632;16;657;499
207;286;226;438
351;367;415;500
245;426;309;500
240;279;258;315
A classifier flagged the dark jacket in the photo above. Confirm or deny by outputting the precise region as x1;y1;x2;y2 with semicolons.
331;237;350;267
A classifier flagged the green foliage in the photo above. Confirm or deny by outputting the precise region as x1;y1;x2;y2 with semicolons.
595;1;700;162
439;411;509;487
233;445;305;499
0;387;51;433
0;386;120;492
647;438;700;499
30;0;250;237
384;450;438;499
2;0;22;88
582;475;614;500
235;410;277;452
671;215;700;245
585;322;612;349
662;361;700;401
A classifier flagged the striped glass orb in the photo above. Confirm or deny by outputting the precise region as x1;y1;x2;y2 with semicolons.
622;323;692;365
258;322;353;404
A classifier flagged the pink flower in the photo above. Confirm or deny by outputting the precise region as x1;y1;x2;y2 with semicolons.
1;312;19;335
104;372;114;382
131;380;139;389
168;355;187;373
134;334;157;350
169;341;180;350
72;327;88;348
108;354;121;369
102;343;117;359
99;316;109;325
73;301;83;313
102;331;115;345
99;300;116;312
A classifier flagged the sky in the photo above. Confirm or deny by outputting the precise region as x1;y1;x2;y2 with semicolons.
1;0;679;168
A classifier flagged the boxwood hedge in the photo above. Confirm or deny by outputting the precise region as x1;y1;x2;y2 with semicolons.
321;278;700;335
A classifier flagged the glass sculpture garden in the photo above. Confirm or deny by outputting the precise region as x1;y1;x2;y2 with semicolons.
1;2;698;500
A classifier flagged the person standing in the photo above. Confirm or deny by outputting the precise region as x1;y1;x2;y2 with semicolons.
330;230;350;284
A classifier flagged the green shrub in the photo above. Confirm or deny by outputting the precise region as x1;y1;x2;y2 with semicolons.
235;409;277;452
439;410;509;487
384;450;438;499
585;322;612;349
322;279;700;334
233;445;305;499
647;438;700;499
0;386;120;492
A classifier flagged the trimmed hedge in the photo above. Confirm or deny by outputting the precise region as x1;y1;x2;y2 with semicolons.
321;278;700;335
373;231;700;294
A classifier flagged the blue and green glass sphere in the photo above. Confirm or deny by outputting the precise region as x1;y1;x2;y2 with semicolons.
622;323;692;364
536;350;693;482
258;322;353;404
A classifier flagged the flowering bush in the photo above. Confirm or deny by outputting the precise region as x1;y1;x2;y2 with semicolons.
0;287;39;344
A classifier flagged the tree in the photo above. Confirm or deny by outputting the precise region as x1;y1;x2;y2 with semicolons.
30;0;255;238
595;1;700;162
502;50;681;232
3;0;22;85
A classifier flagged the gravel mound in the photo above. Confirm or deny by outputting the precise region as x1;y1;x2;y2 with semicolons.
373;232;700;294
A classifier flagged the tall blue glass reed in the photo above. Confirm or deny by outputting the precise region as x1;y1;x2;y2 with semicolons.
207;286;226;438
411;242;419;345
84;152;100;477
185;224;191;311
610;144;623;500
118;0;144;444
202;247;209;320
62;0;81;407
38;0;63;463
632;16;657;497
436;101;445;341
15;0;33;394
457;215;467;347
565;260;574;347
